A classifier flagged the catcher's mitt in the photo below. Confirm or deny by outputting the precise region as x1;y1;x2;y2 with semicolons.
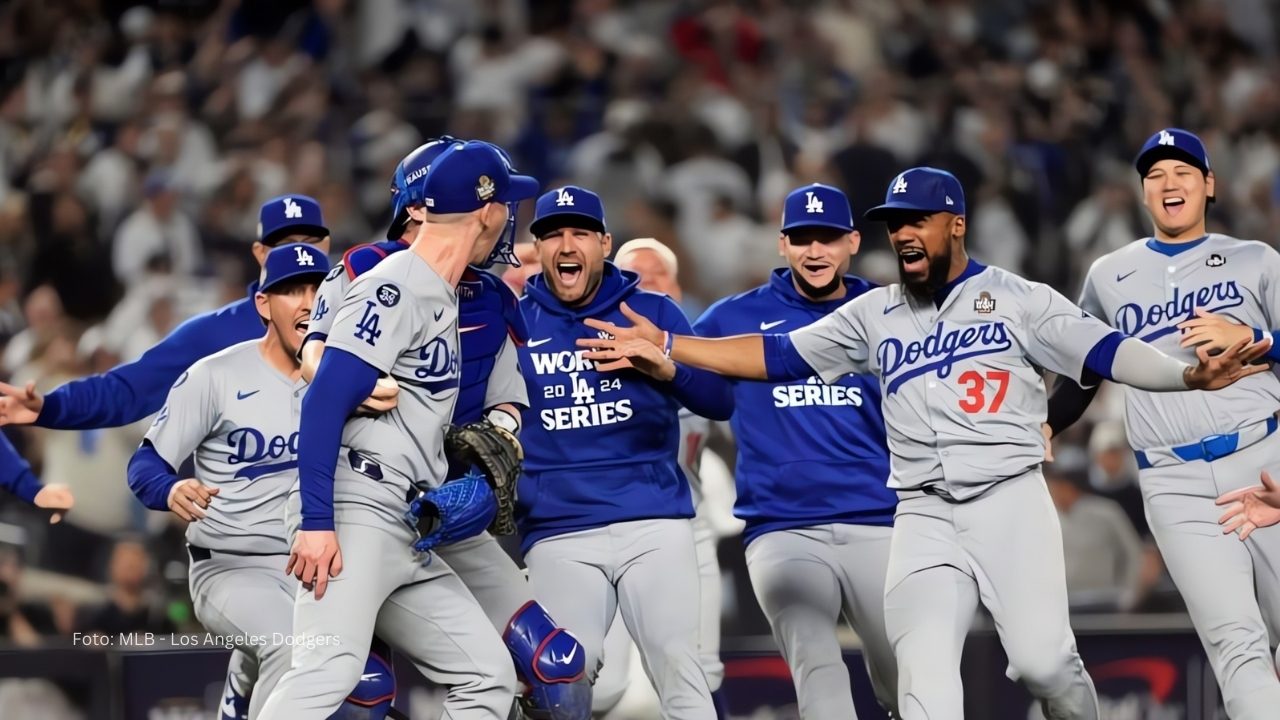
403;473;497;553
444;419;522;535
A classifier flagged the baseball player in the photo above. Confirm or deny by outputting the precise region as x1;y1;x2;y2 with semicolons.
578;166;1269;720
257;140;540;718
690;183;899;718
595;237;729;719
0;434;73;523
0;195;395;720
125;243;331;720
301;137;590;719
516;185;733;718
1046;129;1280;718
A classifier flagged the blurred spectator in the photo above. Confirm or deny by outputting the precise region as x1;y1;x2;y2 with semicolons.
73;539;175;638
1087;420;1147;537
111;170;201;285
0;542;58;647
2;285;64;378
1046;460;1145;613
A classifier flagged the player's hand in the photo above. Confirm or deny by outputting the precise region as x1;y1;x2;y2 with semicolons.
34;484;74;524
286;530;343;600
581;302;665;347
579;336;675;378
356;376;399;416
1177;308;1256;354
1040;423;1055;462
0;381;44;426
1184;336;1273;390
1215;470;1280;540
167;479;220;522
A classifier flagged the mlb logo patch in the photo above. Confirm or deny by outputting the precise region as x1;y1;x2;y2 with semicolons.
1206;254;1226;267
973;291;996;314
376;283;401;307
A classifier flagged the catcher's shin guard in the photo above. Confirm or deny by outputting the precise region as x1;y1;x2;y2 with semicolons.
329;650;396;720
503;601;591;720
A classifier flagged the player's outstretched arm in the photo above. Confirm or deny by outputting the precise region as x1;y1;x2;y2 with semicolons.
1112;335;1272;391
580;303;770;380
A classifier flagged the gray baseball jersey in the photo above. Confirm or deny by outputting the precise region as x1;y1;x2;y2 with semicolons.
1079;234;1280;449
790;264;1112;500
145;340;304;555
312;257;526;414
324;251;459;521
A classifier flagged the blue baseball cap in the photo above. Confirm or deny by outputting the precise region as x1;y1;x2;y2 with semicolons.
260;243;330;293
421;140;540;214
781;183;854;233
387;137;462;240
258;195;329;245
865;167;966;220
1134;128;1211;177
529;186;607;238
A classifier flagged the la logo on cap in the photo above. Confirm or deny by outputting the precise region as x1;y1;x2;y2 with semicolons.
892;174;909;194
283;197;302;219
805;191;824;213
476;175;495;201
293;246;315;266
1158;129;1175;146
555;188;575;207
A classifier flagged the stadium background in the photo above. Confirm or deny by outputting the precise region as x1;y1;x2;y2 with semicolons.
0;0;1275;717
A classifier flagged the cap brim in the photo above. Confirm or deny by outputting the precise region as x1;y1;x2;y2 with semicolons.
1135;146;1208;176
529;212;607;238
497;175;541;204
781;218;854;233
261;269;329;293
261;225;330;245
863;202;948;221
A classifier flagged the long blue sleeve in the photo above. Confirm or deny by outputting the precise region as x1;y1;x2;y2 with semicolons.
127;441;180;511
763;333;818;382
655;298;733;420
0;433;42;504
37;295;262;430
298;348;379;531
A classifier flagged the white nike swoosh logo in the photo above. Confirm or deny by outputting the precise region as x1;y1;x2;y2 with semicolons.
360;672;382;682
459;325;486;334
555;645;579;664
528;338;552;347
759;320;786;330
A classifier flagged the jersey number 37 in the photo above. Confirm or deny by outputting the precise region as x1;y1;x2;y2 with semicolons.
957;370;1009;414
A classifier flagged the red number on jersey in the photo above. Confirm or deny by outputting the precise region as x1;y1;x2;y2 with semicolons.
957;370;1010;413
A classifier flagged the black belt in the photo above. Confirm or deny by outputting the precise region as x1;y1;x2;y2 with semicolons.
187;545;288;563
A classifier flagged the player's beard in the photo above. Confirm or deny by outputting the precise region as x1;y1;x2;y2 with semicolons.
899;248;953;304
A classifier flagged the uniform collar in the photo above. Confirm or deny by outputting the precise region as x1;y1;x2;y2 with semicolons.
1145;234;1208;257
933;258;985;308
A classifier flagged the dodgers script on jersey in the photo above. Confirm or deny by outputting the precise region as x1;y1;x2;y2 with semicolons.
1080;234;1280;449
790;263;1112;499
310;249;526;423
324;251;461;524
144;340;306;555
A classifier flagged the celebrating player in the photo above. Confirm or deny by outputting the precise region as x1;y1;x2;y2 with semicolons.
302;137;590;719
595;237;730;718
126;244;330;720
0;194;397;719
1047;129;1280;718
578;166;1270;720
515;185;732;717
258;141;540;718
692;184;899;718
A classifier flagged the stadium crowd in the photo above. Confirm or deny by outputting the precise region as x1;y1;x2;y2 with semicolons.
0;0;1276;661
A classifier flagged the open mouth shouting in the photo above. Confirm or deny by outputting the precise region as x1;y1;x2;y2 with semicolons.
897;246;929;276
1162;196;1186;220
799;260;832;284
294;317;310;340
555;258;585;290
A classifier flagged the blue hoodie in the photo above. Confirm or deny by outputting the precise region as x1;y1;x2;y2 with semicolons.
694;269;896;545
516;262;733;552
